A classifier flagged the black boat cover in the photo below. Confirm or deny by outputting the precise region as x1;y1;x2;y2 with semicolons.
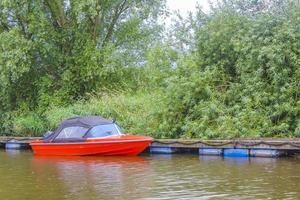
58;116;112;128
43;116;113;142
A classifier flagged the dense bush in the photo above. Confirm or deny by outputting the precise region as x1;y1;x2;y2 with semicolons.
162;0;300;138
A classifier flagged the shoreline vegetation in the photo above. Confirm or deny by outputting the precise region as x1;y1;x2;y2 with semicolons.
1;0;300;138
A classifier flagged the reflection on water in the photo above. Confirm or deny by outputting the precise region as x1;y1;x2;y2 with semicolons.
32;156;152;200
0;150;300;200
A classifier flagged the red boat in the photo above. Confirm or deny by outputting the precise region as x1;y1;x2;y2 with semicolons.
30;116;153;156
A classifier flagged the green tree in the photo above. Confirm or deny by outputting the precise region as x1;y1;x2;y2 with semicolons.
0;0;165;133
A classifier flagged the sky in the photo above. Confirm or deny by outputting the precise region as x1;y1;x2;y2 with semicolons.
167;0;211;16
165;0;211;27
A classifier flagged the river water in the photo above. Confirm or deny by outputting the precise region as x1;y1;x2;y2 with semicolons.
0;150;300;200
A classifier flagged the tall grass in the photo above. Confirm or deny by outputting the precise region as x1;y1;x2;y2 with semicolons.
10;91;166;137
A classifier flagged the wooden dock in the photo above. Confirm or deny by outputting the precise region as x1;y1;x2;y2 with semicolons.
0;137;38;149
1;137;300;157
151;139;300;157
152;138;300;150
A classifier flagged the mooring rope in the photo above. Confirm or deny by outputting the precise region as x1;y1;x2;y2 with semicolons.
153;140;233;147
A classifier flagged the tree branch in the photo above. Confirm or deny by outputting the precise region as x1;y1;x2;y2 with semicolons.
0;21;10;32
44;0;67;28
101;0;128;47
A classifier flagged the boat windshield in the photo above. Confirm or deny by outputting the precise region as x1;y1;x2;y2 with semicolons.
85;123;123;138
56;126;88;139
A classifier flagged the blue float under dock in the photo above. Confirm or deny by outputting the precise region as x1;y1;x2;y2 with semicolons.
5;139;30;150
150;147;178;154
150;146;291;158
199;148;223;156
223;148;249;157
0;137;39;149
249;149;285;157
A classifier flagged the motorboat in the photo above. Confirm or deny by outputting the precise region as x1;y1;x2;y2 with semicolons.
30;116;153;156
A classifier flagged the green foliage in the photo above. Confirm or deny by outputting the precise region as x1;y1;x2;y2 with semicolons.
161;0;300;138
0;0;166;134
11;114;46;137
1;0;300;139
0;0;165;109
43;91;165;138
144;45;177;87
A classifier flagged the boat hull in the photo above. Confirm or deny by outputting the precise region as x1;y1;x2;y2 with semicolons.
30;135;152;156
